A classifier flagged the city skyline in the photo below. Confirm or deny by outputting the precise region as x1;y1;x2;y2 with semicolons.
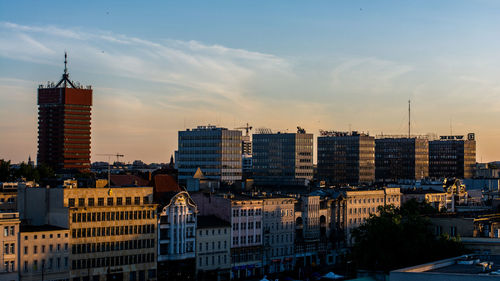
1;1;500;164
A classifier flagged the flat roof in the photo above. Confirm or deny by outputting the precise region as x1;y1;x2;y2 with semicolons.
21;224;68;232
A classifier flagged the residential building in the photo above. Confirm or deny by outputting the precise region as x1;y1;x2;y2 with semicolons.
18;186;157;281
0;212;19;281
196;215;231;281
375;137;429;182
37;54;93;172
19;225;70;281
402;189;448;210
252;130;313;186
177;126;242;184
192;193;263;279
429;134;476;179
261;196;296;274
317;131;375;186
157;191;197;280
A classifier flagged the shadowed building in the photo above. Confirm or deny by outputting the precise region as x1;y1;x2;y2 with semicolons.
429;134;476;179
317;131;375;186
375;137;429;182
37;54;92;173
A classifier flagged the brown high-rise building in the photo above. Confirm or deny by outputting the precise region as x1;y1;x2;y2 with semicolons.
429;134;476;179
37;53;92;172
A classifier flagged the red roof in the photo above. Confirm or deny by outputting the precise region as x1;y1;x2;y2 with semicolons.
154;174;181;193
110;175;150;187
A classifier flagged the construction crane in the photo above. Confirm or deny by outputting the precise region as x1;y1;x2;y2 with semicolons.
234;123;253;136
96;153;124;188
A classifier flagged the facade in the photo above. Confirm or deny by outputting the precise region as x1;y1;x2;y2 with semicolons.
177;126;242;184
0;212;19;281
261;196;296;274
402;189;448;210
19;225;70;281
317;131;375;186
18;186;157;281
375;137;429;182
429;134;476;179
192;193;263;280
37;55;93;172
157;191;197;280
196;215;231;281
333;188;401;243
252;131;313;186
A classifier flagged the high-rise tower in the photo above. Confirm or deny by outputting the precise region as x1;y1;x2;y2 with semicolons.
37;53;93;172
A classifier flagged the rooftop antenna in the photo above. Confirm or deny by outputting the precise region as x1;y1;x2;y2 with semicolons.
408;99;411;138
450;117;453;135
55;52;76;88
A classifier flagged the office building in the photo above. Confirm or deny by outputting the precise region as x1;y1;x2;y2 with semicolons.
196;215;231;281
429;134;476;179
37;54;93;172
317;131;375;186
177;126;242;184
157;191;197;280
0;212;20;281
375;137;429;182
18;186;157;281
252;130;313;186
19;225;70;281
192;193;263;279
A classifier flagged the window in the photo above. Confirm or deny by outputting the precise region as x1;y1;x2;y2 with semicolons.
134;197;140;205
143;196;149;204
107;198;114;206
68;198;75;207
88;198;95;206
98;198;104;206
10;243;14;254
126;197;132;205
78;198;85;206
117;197;123;205
34;246;37;254
24;246;28;255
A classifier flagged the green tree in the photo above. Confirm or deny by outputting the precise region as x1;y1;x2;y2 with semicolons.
351;200;467;272
0;160;12;181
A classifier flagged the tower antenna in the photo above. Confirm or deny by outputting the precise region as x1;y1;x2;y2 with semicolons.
55;52;76;88
408;99;411;138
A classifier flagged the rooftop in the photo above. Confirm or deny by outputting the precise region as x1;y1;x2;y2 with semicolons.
21;224;68;232
197;215;230;229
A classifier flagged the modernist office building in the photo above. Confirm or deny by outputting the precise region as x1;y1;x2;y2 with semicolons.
252;130;313;186
429;134;476;179
18;186;158;281
37;54;93;172
375;137;429;182
317;131;375;186
177;126;242;184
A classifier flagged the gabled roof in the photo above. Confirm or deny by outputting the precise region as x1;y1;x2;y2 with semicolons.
193;167;206;179
154;174;181;193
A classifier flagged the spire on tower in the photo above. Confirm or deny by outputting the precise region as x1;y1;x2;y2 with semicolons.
55;52;76;88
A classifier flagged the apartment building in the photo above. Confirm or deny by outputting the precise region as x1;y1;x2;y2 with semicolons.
192;193;263;279
19;225;70;281
157;191;197;280
196;215;231;281
0;212;19;281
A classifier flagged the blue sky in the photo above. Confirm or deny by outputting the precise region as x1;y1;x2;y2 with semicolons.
1;1;500;163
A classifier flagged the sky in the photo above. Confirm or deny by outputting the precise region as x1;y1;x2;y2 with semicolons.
1;0;500;164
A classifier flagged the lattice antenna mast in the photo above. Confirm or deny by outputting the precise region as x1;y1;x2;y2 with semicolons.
55;52;77;88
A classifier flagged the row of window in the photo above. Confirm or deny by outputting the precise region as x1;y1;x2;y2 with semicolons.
71;210;154;223
198;254;228;267
24;243;68;255
71;224;155;238
71;253;155;270
24;232;67;240
24;257;68;273
72;239;154;254
198;228;228;236
198;240;228;252
232;221;262;231
68;196;149;207
232;235;261;245
232;209;262;217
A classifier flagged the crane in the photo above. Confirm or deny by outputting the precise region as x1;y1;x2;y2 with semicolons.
234;123;253;136
96;153;124;188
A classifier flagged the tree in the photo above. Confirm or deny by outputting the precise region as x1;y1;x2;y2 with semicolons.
351;200;467;272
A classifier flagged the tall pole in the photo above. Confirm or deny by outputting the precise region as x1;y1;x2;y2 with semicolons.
408;99;411;138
